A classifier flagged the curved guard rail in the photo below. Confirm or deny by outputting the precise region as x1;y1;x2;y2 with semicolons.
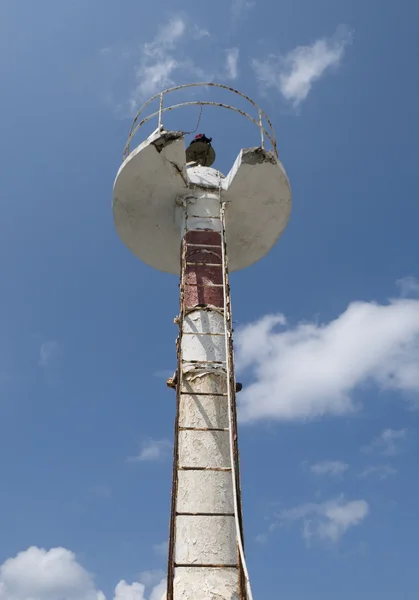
122;82;278;160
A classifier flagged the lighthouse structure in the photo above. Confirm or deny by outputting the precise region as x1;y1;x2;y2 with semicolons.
113;83;291;600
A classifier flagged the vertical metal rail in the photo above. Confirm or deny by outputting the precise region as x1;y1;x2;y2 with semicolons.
158;93;164;131
258;109;265;150
220;201;253;600
166;239;186;600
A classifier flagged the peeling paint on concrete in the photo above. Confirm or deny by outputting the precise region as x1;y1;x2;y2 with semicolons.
174;567;239;600
179;394;229;429
175;516;237;565
178;430;231;469
241;146;277;165
113;130;291;274
177;470;234;514
181;333;226;363
151;131;184;152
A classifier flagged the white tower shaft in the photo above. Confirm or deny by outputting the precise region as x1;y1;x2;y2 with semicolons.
166;189;247;599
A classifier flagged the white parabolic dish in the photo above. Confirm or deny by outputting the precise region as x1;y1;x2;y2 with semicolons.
113;130;292;274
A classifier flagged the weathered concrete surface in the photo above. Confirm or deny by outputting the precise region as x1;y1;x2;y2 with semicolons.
181;333;226;363
177;470;234;514
167;190;244;599
175;515;237;565
183;311;225;335
113;130;291;274
179;394;229;429
178;430;230;469
174;567;239;600
180;373;227;395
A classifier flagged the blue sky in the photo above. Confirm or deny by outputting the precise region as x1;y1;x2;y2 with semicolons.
1;0;419;598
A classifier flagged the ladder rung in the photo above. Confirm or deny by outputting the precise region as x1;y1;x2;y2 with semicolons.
174;564;238;569
179;466;232;472
184;243;221;249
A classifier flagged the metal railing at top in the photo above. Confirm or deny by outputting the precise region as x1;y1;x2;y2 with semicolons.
122;82;278;161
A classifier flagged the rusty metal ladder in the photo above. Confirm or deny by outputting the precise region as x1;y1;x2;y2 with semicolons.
220;200;254;600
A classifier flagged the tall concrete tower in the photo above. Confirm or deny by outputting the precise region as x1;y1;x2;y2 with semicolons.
113;83;291;600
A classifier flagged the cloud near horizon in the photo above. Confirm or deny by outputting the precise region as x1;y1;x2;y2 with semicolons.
0;546;166;600
235;298;419;423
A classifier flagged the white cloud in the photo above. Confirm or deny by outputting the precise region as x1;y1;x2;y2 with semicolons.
113;579;165;600
231;0;254;20
137;571;165;589
132;58;178;103
114;581;146;600
128;439;172;462
143;17;186;58
358;465;397;480
149;580;166;600
224;48;240;80
362;429;407;456
397;276;419;298
99;16;243;117
129;16;212;111
235;298;419;423
279;496;369;544
310;460;349;477
252;26;352;106
192;25;211;40
0;547;165;600
0;547;105;600
130;16;186;104
39;341;58;367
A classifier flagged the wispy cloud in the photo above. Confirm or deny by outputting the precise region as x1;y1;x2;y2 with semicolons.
223;48;240;80
144;17;186;57
235;298;419;423
192;25;211;40
310;460;349;477
252;26;352;107
152;541;168;557
358;465;397;480
127;439;172;462
231;0;254;20
361;429;407;456
279;496;369;545
397;276;419;298
130;17;186;107
98;16;240;117
39;341;59;367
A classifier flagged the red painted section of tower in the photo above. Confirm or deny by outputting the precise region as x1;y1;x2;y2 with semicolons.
182;230;224;310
